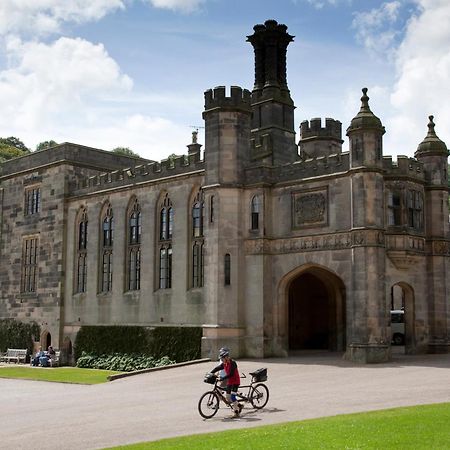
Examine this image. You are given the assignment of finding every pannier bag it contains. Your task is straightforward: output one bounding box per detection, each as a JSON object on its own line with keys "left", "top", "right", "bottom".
{"left": 250, "top": 368, "right": 267, "bottom": 382}
{"left": 204, "top": 372, "right": 217, "bottom": 384}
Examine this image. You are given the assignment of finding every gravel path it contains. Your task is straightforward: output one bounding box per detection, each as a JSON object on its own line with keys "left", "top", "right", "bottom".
{"left": 1, "top": 352, "right": 449, "bottom": 450}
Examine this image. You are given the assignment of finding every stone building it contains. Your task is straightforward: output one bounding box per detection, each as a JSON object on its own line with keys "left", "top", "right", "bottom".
{"left": 0, "top": 20, "right": 449, "bottom": 363}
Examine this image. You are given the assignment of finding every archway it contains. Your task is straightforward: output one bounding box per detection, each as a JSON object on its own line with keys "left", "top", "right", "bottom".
{"left": 285, "top": 265, "right": 346, "bottom": 352}
{"left": 41, "top": 330, "right": 51, "bottom": 351}
{"left": 390, "top": 282, "right": 415, "bottom": 354}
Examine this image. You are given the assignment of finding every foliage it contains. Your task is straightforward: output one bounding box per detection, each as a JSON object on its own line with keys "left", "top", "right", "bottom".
{"left": 73, "top": 325, "right": 202, "bottom": 362}
{"left": 0, "top": 366, "right": 119, "bottom": 384}
{"left": 106, "top": 403, "right": 450, "bottom": 449}
{"left": 36, "top": 140, "right": 58, "bottom": 151}
{"left": 0, "top": 319, "right": 40, "bottom": 355}
{"left": 0, "top": 143, "right": 28, "bottom": 162}
{"left": 76, "top": 352, "right": 174, "bottom": 372}
{"left": 112, "top": 146, "right": 141, "bottom": 157}
{"left": 0, "top": 136, "right": 29, "bottom": 152}
{"left": 0, "top": 137, "right": 30, "bottom": 163}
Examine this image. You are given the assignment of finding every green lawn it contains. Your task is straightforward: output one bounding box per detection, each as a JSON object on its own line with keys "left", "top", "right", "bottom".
{"left": 107, "top": 403, "right": 450, "bottom": 449}
{"left": 0, "top": 365, "right": 120, "bottom": 384}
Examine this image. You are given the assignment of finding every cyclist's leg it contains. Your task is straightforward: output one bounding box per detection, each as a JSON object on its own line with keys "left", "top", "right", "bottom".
{"left": 230, "top": 384, "right": 241, "bottom": 415}
{"left": 225, "top": 385, "right": 232, "bottom": 405}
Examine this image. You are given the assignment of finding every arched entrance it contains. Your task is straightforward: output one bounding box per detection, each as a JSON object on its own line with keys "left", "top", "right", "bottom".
{"left": 41, "top": 331, "right": 51, "bottom": 351}
{"left": 390, "top": 282, "right": 415, "bottom": 354}
{"left": 286, "top": 266, "right": 346, "bottom": 352}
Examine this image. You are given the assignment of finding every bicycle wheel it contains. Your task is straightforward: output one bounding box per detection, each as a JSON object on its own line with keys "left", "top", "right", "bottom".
{"left": 198, "top": 391, "right": 220, "bottom": 419}
{"left": 250, "top": 383, "right": 269, "bottom": 409}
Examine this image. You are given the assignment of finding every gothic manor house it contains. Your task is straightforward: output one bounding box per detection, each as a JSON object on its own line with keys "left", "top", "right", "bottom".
{"left": 1, "top": 21, "right": 449, "bottom": 363}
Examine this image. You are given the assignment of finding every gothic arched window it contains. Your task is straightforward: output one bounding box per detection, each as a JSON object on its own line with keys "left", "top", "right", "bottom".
{"left": 251, "top": 195, "right": 261, "bottom": 230}
{"left": 100, "top": 203, "right": 114, "bottom": 292}
{"left": 127, "top": 198, "right": 141, "bottom": 291}
{"left": 75, "top": 207, "right": 88, "bottom": 293}
{"left": 158, "top": 193, "right": 173, "bottom": 289}
{"left": 191, "top": 189, "right": 204, "bottom": 287}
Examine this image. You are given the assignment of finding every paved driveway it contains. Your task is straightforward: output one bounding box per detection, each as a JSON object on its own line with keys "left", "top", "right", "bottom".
{"left": 1, "top": 352, "right": 449, "bottom": 450}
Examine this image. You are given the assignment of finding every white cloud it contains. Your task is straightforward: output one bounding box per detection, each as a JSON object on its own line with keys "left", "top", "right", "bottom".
{"left": 352, "top": 1, "right": 402, "bottom": 58}
{"left": 302, "top": 0, "right": 340, "bottom": 8}
{"left": 145, "top": 0, "right": 206, "bottom": 13}
{"left": 66, "top": 114, "right": 195, "bottom": 160}
{"left": 0, "top": 36, "right": 132, "bottom": 135}
{"left": 0, "top": 0, "right": 125, "bottom": 37}
{"left": 387, "top": 0, "right": 450, "bottom": 154}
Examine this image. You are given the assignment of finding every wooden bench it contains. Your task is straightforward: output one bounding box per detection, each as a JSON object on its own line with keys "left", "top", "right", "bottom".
{"left": 0, "top": 348, "right": 28, "bottom": 364}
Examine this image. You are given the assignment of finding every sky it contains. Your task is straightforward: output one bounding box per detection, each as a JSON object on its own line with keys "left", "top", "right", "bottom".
{"left": 0, "top": 0, "right": 449, "bottom": 161}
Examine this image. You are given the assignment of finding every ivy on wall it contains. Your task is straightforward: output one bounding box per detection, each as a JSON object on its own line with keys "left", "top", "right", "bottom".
{"left": 0, "top": 319, "right": 40, "bottom": 354}
{"left": 74, "top": 325, "right": 202, "bottom": 362}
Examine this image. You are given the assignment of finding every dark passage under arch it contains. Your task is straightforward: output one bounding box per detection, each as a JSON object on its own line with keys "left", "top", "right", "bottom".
{"left": 288, "top": 270, "right": 345, "bottom": 351}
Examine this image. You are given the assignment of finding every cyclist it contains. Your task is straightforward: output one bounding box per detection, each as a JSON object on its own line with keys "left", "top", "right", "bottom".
{"left": 211, "top": 347, "right": 243, "bottom": 417}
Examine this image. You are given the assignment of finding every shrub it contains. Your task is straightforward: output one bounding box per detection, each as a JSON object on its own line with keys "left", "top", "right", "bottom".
{"left": 76, "top": 352, "right": 175, "bottom": 372}
{"left": 0, "top": 319, "right": 40, "bottom": 355}
{"left": 74, "top": 325, "right": 202, "bottom": 362}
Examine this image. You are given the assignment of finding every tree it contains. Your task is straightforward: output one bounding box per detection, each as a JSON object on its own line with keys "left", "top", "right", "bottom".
{"left": 0, "top": 136, "right": 29, "bottom": 152}
{"left": 36, "top": 140, "right": 58, "bottom": 151}
{"left": 0, "top": 143, "right": 27, "bottom": 163}
{"left": 112, "top": 147, "right": 141, "bottom": 158}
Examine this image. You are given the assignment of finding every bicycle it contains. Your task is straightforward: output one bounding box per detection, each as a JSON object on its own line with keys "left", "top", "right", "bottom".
{"left": 198, "top": 367, "right": 269, "bottom": 419}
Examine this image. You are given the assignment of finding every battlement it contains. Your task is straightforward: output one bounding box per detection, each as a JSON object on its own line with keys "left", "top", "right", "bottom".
{"left": 383, "top": 155, "right": 425, "bottom": 180}
{"left": 204, "top": 86, "right": 252, "bottom": 112}
{"left": 300, "top": 118, "right": 343, "bottom": 142}
{"left": 70, "top": 151, "right": 204, "bottom": 195}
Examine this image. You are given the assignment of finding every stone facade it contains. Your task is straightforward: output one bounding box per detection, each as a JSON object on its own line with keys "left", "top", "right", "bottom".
{"left": 0, "top": 20, "right": 449, "bottom": 363}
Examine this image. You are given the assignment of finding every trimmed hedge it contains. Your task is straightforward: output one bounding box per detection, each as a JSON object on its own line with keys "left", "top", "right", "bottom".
{"left": 0, "top": 319, "right": 40, "bottom": 355}
{"left": 74, "top": 325, "right": 202, "bottom": 362}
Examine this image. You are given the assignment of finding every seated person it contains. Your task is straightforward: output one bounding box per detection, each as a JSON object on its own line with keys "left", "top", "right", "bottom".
{"left": 39, "top": 352, "right": 51, "bottom": 367}
{"left": 31, "top": 347, "right": 44, "bottom": 366}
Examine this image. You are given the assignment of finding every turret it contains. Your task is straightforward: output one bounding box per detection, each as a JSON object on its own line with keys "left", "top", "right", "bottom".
{"left": 202, "top": 86, "right": 252, "bottom": 185}
{"left": 247, "top": 20, "right": 297, "bottom": 165}
{"left": 347, "top": 88, "right": 385, "bottom": 169}
{"left": 415, "top": 115, "right": 449, "bottom": 187}
{"left": 299, "top": 118, "right": 343, "bottom": 159}
{"left": 415, "top": 116, "right": 449, "bottom": 240}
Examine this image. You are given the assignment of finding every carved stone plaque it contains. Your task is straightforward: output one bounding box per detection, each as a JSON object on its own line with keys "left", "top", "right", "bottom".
{"left": 292, "top": 188, "right": 328, "bottom": 228}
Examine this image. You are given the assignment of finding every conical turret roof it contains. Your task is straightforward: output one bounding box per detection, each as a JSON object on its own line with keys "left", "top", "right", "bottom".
{"left": 415, "top": 115, "right": 448, "bottom": 158}
{"left": 347, "top": 88, "right": 385, "bottom": 134}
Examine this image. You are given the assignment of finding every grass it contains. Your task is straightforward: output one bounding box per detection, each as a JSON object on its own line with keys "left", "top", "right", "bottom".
{"left": 0, "top": 365, "right": 121, "bottom": 384}
{"left": 106, "top": 403, "right": 450, "bottom": 449}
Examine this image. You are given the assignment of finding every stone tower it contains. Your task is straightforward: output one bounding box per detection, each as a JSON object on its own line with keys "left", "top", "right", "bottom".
{"left": 247, "top": 20, "right": 298, "bottom": 165}
{"left": 201, "top": 86, "right": 252, "bottom": 355}
{"left": 415, "top": 116, "right": 450, "bottom": 353}
{"left": 346, "top": 88, "right": 388, "bottom": 362}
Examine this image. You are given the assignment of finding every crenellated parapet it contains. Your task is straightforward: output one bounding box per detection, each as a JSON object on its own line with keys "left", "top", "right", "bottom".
{"left": 245, "top": 152, "right": 350, "bottom": 184}
{"left": 300, "top": 118, "right": 343, "bottom": 142}
{"left": 383, "top": 155, "right": 425, "bottom": 181}
{"left": 69, "top": 152, "right": 204, "bottom": 195}
{"left": 204, "top": 86, "right": 252, "bottom": 113}
{"left": 299, "top": 118, "right": 343, "bottom": 159}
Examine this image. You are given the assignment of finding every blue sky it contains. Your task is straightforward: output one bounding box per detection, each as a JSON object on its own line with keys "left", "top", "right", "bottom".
{"left": 0, "top": 0, "right": 448, "bottom": 161}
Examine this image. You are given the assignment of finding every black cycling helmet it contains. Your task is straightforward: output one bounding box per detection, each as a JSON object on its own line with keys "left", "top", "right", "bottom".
{"left": 218, "top": 347, "right": 230, "bottom": 358}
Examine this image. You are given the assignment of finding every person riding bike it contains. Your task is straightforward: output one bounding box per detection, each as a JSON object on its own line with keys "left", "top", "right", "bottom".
{"left": 210, "top": 347, "right": 243, "bottom": 417}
